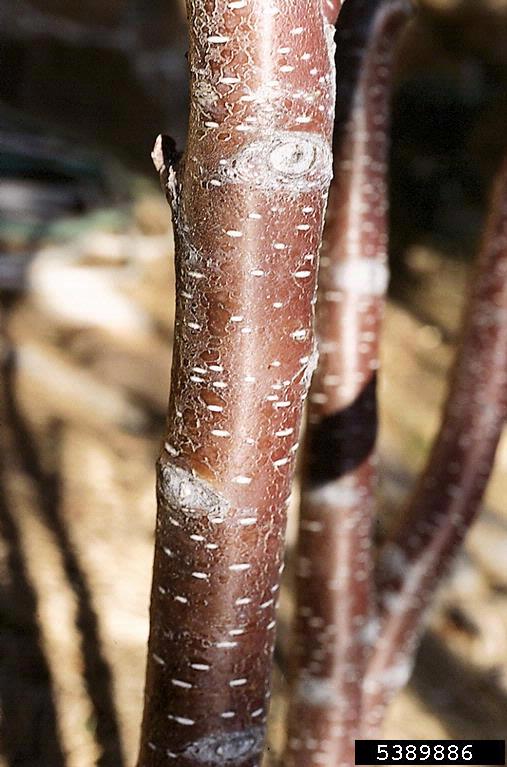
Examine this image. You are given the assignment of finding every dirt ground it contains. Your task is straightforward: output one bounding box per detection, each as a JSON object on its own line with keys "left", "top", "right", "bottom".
{"left": 0, "top": 190, "right": 506, "bottom": 767}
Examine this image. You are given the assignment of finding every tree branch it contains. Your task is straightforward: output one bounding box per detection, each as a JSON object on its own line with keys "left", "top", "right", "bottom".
{"left": 284, "top": 2, "right": 412, "bottom": 765}
{"left": 137, "top": 2, "right": 336, "bottom": 765}
{"left": 363, "top": 155, "right": 507, "bottom": 733}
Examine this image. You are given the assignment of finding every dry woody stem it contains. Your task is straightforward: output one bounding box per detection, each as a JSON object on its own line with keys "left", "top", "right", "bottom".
{"left": 285, "top": 3, "right": 412, "bottom": 766}
{"left": 137, "top": 2, "right": 336, "bottom": 766}
{"left": 364, "top": 155, "right": 507, "bottom": 732}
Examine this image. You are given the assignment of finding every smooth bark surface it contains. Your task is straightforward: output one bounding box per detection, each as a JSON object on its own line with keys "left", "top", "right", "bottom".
{"left": 363, "top": 156, "right": 507, "bottom": 731}
{"left": 284, "top": 3, "right": 412, "bottom": 766}
{"left": 323, "top": 0, "right": 343, "bottom": 25}
{"left": 137, "top": 2, "right": 336, "bottom": 766}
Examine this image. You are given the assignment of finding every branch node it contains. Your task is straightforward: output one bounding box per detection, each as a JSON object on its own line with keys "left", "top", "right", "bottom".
{"left": 152, "top": 134, "right": 181, "bottom": 209}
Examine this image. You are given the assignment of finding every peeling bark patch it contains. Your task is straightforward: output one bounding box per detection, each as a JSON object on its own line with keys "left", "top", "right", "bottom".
{"left": 301, "top": 344, "right": 319, "bottom": 390}
{"left": 295, "top": 675, "right": 339, "bottom": 706}
{"left": 302, "top": 478, "right": 362, "bottom": 509}
{"left": 157, "top": 462, "right": 230, "bottom": 522}
{"left": 331, "top": 258, "right": 389, "bottom": 295}
{"left": 181, "top": 727, "right": 264, "bottom": 765}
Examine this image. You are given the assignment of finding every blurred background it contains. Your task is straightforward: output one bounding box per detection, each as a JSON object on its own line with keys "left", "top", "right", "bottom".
{"left": 0, "top": 0, "right": 507, "bottom": 765}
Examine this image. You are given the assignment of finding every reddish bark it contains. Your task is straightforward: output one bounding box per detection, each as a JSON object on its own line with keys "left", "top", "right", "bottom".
{"left": 363, "top": 156, "right": 507, "bottom": 732}
{"left": 137, "top": 2, "right": 336, "bottom": 766}
{"left": 323, "top": 0, "right": 343, "bottom": 26}
{"left": 284, "top": 2, "right": 412, "bottom": 766}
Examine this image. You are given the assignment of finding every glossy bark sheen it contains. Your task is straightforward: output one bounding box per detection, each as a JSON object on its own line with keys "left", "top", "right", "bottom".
{"left": 137, "top": 2, "right": 336, "bottom": 766}
{"left": 363, "top": 156, "right": 507, "bottom": 731}
{"left": 285, "top": 3, "right": 412, "bottom": 766}
{"left": 323, "top": 0, "right": 343, "bottom": 25}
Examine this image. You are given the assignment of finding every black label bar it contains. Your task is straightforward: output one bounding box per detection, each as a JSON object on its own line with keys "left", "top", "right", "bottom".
{"left": 355, "top": 740, "right": 505, "bottom": 765}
